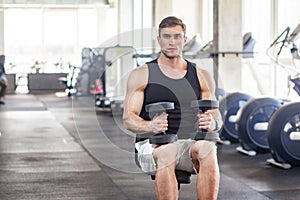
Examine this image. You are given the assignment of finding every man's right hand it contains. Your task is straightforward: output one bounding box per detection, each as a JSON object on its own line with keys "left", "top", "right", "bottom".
{"left": 149, "top": 113, "right": 169, "bottom": 134}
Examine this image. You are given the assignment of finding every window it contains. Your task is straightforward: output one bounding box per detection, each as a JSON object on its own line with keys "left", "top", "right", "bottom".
{"left": 4, "top": 5, "right": 114, "bottom": 73}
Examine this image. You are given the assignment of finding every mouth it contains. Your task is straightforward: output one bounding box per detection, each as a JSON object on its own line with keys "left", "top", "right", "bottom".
{"left": 167, "top": 48, "right": 177, "bottom": 51}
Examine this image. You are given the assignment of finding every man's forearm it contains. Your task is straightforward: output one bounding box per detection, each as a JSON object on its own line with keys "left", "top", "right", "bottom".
{"left": 123, "top": 115, "right": 151, "bottom": 134}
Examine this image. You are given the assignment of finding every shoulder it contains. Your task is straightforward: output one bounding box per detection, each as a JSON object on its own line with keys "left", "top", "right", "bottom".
{"left": 187, "top": 59, "right": 212, "bottom": 80}
{"left": 196, "top": 66, "right": 211, "bottom": 78}
{"left": 129, "top": 64, "right": 148, "bottom": 79}
{"left": 127, "top": 64, "right": 148, "bottom": 90}
{"left": 194, "top": 65, "right": 215, "bottom": 88}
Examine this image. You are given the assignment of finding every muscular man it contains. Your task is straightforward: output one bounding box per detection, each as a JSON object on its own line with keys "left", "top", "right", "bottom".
{"left": 123, "top": 16, "right": 222, "bottom": 200}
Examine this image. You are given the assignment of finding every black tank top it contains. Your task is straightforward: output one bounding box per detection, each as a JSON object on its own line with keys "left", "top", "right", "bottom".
{"left": 139, "top": 59, "right": 201, "bottom": 139}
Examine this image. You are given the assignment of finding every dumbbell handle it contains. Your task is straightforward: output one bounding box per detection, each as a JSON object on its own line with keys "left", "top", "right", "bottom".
{"left": 198, "top": 109, "right": 209, "bottom": 132}
{"left": 149, "top": 114, "right": 178, "bottom": 145}
{"left": 191, "top": 100, "right": 220, "bottom": 141}
{"left": 145, "top": 102, "right": 178, "bottom": 145}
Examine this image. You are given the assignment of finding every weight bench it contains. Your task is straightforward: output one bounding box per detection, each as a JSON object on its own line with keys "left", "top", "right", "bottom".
{"left": 135, "top": 137, "right": 192, "bottom": 190}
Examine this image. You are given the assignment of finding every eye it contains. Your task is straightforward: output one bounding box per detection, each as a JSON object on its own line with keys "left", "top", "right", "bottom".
{"left": 174, "top": 34, "right": 182, "bottom": 39}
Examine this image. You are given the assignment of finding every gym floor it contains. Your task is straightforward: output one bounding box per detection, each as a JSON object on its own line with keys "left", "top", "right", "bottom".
{"left": 0, "top": 93, "right": 299, "bottom": 200}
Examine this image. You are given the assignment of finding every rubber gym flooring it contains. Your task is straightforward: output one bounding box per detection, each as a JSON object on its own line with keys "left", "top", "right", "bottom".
{"left": 0, "top": 93, "right": 299, "bottom": 200}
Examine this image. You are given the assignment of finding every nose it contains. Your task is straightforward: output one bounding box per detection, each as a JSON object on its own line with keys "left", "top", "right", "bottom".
{"left": 169, "top": 36, "right": 176, "bottom": 44}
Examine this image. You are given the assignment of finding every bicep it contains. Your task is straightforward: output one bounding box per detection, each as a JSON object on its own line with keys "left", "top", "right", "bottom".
{"left": 124, "top": 87, "right": 144, "bottom": 116}
{"left": 123, "top": 67, "right": 147, "bottom": 118}
{"left": 197, "top": 68, "right": 222, "bottom": 119}
{"left": 197, "top": 68, "right": 216, "bottom": 100}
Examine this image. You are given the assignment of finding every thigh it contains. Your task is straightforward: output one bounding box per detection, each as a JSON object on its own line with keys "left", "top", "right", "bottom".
{"left": 174, "top": 139, "right": 197, "bottom": 174}
{"left": 136, "top": 140, "right": 180, "bottom": 175}
{"left": 190, "top": 140, "right": 217, "bottom": 161}
{"left": 136, "top": 139, "right": 156, "bottom": 175}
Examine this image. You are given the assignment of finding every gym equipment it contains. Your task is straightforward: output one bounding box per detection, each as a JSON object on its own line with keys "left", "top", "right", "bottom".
{"left": 264, "top": 24, "right": 300, "bottom": 168}
{"left": 219, "top": 92, "right": 254, "bottom": 143}
{"left": 191, "top": 100, "right": 220, "bottom": 141}
{"left": 145, "top": 102, "right": 178, "bottom": 145}
{"left": 183, "top": 33, "right": 203, "bottom": 54}
{"left": 76, "top": 47, "right": 101, "bottom": 96}
{"left": 290, "top": 74, "right": 300, "bottom": 96}
{"left": 215, "top": 88, "right": 227, "bottom": 100}
{"left": 267, "top": 23, "right": 300, "bottom": 97}
{"left": 267, "top": 102, "right": 300, "bottom": 169}
{"left": 235, "top": 97, "right": 283, "bottom": 156}
{"left": 94, "top": 46, "right": 137, "bottom": 114}
{"left": 242, "top": 32, "right": 256, "bottom": 58}
{"left": 58, "top": 63, "right": 80, "bottom": 97}
{"left": 183, "top": 32, "right": 256, "bottom": 59}
{"left": 150, "top": 169, "right": 192, "bottom": 190}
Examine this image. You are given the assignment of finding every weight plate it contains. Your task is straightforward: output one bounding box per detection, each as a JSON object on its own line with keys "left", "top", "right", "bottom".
{"left": 268, "top": 102, "right": 300, "bottom": 165}
{"left": 219, "top": 92, "right": 253, "bottom": 142}
{"left": 237, "top": 97, "right": 282, "bottom": 153}
{"left": 149, "top": 134, "right": 178, "bottom": 145}
{"left": 190, "top": 100, "right": 219, "bottom": 110}
{"left": 194, "top": 131, "right": 220, "bottom": 141}
{"left": 145, "top": 102, "right": 175, "bottom": 112}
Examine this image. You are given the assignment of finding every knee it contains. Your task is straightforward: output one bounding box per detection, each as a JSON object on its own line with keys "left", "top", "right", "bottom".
{"left": 191, "top": 141, "right": 217, "bottom": 162}
{"left": 153, "top": 143, "right": 178, "bottom": 168}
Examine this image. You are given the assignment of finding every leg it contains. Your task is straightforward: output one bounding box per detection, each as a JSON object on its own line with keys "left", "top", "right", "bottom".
{"left": 0, "top": 80, "right": 7, "bottom": 103}
{"left": 153, "top": 143, "right": 178, "bottom": 200}
{"left": 191, "top": 141, "right": 220, "bottom": 200}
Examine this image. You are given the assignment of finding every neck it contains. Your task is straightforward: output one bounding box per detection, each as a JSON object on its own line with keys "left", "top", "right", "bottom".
{"left": 157, "top": 54, "right": 187, "bottom": 79}
{"left": 158, "top": 53, "right": 185, "bottom": 68}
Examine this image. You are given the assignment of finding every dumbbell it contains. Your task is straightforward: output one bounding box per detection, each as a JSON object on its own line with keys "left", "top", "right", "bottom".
{"left": 145, "top": 102, "right": 178, "bottom": 145}
{"left": 191, "top": 100, "right": 220, "bottom": 141}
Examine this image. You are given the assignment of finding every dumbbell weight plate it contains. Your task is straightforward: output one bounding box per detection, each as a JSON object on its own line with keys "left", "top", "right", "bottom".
{"left": 145, "top": 102, "right": 175, "bottom": 112}
{"left": 194, "top": 131, "right": 220, "bottom": 141}
{"left": 149, "top": 134, "right": 178, "bottom": 145}
{"left": 191, "top": 100, "right": 219, "bottom": 110}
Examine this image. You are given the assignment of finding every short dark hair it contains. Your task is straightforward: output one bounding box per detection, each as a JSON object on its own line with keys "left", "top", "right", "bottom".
{"left": 158, "top": 16, "right": 186, "bottom": 36}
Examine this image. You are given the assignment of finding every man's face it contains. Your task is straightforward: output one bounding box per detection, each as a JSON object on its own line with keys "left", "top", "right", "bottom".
{"left": 157, "top": 25, "right": 187, "bottom": 59}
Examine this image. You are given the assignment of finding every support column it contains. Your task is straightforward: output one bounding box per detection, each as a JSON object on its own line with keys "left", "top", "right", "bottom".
{"left": 154, "top": 0, "right": 173, "bottom": 27}
{"left": 0, "top": 5, "right": 4, "bottom": 55}
{"left": 270, "top": 0, "right": 278, "bottom": 96}
{"left": 215, "top": 0, "right": 243, "bottom": 91}
{"left": 213, "top": 0, "right": 219, "bottom": 86}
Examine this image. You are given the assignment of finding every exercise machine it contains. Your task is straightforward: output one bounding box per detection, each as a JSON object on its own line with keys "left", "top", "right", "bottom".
{"left": 93, "top": 45, "right": 137, "bottom": 115}
{"left": 58, "top": 63, "right": 80, "bottom": 97}
{"left": 76, "top": 47, "right": 103, "bottom": 96}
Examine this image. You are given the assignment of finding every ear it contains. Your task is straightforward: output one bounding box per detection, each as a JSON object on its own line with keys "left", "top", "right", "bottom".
{"left": 157, "top": 35, "right": 161, "bottom": 44}
{"left": 184, "top": 36, "right": 187, "bottom": 43}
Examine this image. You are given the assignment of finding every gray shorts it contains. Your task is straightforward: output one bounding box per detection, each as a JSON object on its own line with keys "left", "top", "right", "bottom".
{"left": 135, "top": 139, "right": 197, "bottom": 176}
